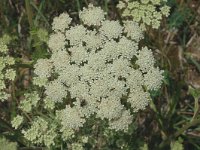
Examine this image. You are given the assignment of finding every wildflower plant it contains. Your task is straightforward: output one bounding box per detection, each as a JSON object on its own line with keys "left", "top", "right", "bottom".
{"left": 0, "top": 35, "right": 16, "bottom": 102}
{"left": 13, "top": 3, "right": 164, "bottom": 148}
{"left": 117, "top": 0, "right": 170, "bottom": 30}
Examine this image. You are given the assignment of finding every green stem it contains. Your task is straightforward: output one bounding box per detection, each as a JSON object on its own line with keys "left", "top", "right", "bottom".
{"left": 30, "top": 0, "right": 50, "bottom": 26}
{"left": 25, "top": 0, "right": 43, "bottom": 54}
{"left": 174, "top": 118, "right": 200, "bottom": 137}
{"left": 15, "top": 58, "right": 34, "bottom": 68}
{"left": 150, "top": 101, "right": 167, "bottom": 139}
{"left": 15, "top": 63, "right": 33, "bottom": 68}
{"left": 10, "top": 81, "right": 16, "bottom": 119}
{"left": 25, "top": 0, "right": 34, "bottom": 28}
{"left": 75, "top": 0, "right": 81, "bottom": 12}
{"left": 104, "top": 0, "right": 108, "bottom": 14}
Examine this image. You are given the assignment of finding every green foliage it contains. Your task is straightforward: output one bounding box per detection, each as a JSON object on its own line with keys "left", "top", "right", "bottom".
{"left": 170, "top": 140, "right": 184, "bottom": 150}
{"left": 167, "top": 0, "right": 193, "bottom": 29}
{"left": 189, "top": 86, "right": 200, "bottom": 121}
{"left": 30, "top": 28, "right": 50, "bottom": 61}
{"left": 0, "top": 136, "right": 18, "bottom": 150}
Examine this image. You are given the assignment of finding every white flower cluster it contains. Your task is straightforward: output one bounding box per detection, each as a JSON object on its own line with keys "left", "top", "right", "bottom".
{"left": 32, "top": 4, "right": 164, "bottom": 133}
{"left": 52, "top": 13, "right": 72, "bottom": 32}
{"left": 71, "top": 142, "right": 84, "bottom": 150}
{"left": 22, "top": 117, "right": 57, "bottom": 148}
{"left": 57, "top": 105, "right": 86, "bottom": 130}
{"left": 33, "top": 59, "right": 53, "bottom": 87}
{"left": 117, "top": 0, "right": 170, "bottom": 30}
{"left": 79, "top": 4, "right": 105, "bottom": 26}
{"left": 36, "top": 28, "right": 49, "bottom": 43}
{"left": 11, "top": 115, "right": 23, "bottom": 129}
{"left": 0, "top": 35, "right": 16, "bottom": 102}
{"left": 19, "top": 92, "right": 40, "bottom": 112}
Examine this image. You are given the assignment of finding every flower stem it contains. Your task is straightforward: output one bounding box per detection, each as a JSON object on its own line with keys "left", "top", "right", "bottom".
{"left": 75, "top": 0, "right": 81, "bottom": 12}
{"left": 25, "top": 0, "right": 34, "bottom": 28}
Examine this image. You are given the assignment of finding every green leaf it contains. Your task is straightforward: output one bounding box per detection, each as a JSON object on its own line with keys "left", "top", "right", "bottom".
{"left": 189, "top": 86, "right": 200, "bottom": 120}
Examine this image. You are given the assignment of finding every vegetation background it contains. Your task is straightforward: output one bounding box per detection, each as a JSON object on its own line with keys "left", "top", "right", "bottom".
{"left": 0, "top": 0, "right": 200, "bottom": 149}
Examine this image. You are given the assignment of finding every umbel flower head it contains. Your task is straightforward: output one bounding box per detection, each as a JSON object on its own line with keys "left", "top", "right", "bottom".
{"left": 22, "top": 3, "right": 164, "bottom": 147}
{"left": 35, "top": 3, "right": 163, "bottom": 130}
{"left": 117, "top": 0, "right": 170, "bottom": 30}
